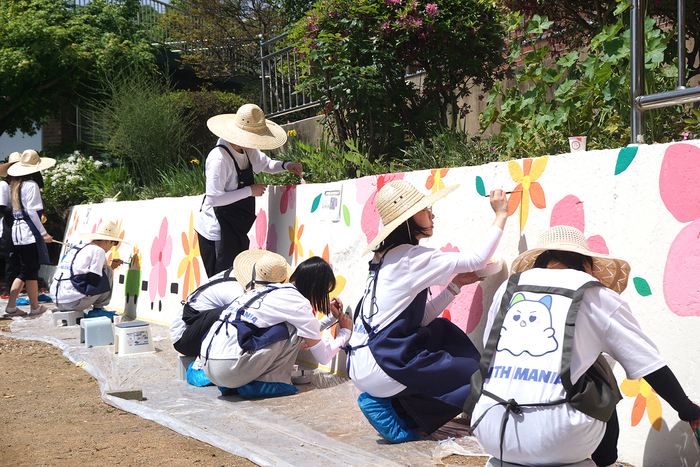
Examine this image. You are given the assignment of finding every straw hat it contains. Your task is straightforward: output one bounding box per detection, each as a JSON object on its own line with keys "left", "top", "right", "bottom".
{"left": 79, "top": 220, "right": 129, "bottom": 245}
{"left": 234, "top": 250, "right": 293, "bottom": 291}
{"left": 0, "top": 152, "right": 22, "bottom": 177}
{"left": 510, "top": 225, "right": 631, "bottom": 293}
{"left": 207, "top": 104, "right": 287, "bottom": 150}
{"left": 361, "top": 180, "right": 459, "bottom": 256}
{"left": 6, "top": 150, "right": 56, "bottom": 177}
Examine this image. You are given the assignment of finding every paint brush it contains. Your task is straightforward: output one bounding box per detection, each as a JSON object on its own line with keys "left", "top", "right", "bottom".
{"left": 52, "top": 239, "right": 71, "bottom": 247}
{"left": 484, "top": 191, "right": 513, "bottom": 197}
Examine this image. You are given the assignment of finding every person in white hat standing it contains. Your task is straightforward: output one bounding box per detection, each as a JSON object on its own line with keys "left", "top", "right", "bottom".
{"left": 466, "top": 225, "right": 700, "bottom": 467}
{"left": 0, "top": 151, "right": 22, "bottom": 294}
{"left": 3, "top": 150, "right": 55, "bottom": 317}
{"left": 345, "top": 180, "right": 509, "bottom": 443}
{"left": 193, "top": 104, "right": 303, "bottom": 279}
{"left": 49, "top": 220, "right": 126, "bottom": 315}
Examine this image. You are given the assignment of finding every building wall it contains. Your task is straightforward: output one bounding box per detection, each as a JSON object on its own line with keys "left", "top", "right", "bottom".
{"left": 59, "top": 139, "right": 700, "bottom": 466}
{"left": 41, "top": 111, "right": 76, "bottom": 149}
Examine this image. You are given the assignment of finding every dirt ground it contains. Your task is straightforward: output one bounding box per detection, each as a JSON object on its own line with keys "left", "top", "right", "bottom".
{"left": 0, "top": 318, "right": 634, "bottom": 467}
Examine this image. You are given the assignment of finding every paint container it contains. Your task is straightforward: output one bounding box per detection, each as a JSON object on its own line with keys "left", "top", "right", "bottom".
{"left": 568, "top": 136, "right": 587, "bottom": 152}
{"left": 695, "top": 427, "right": 700, "bottom": 446}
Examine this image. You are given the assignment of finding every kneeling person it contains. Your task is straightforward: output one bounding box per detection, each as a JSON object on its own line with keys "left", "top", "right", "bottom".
{"left": 50, "top": 221, "right": 125, "bottom": 314}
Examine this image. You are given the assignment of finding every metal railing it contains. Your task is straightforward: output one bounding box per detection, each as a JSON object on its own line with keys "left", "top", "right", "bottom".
{"left": 260, "top": 33, "right": 319, "bottom": 118}
{"left": 631, "top": 0, "right": 700, "bottom": 144}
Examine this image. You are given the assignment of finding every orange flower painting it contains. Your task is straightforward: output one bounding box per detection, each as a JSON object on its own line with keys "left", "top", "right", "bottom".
{"left": 620, "top": 377, "right": 663, "bottom": 431}
{"left": 288, "top": 216, "right": 304, "bottom": 265}
{"left": 426, "top": 168, "right": 449, "bottom": 193}
{"left": 177, "top": 212, "right": 202, "bottom": 300}
{"left": 508, "top": 157, "right": 548, "bottom": 232}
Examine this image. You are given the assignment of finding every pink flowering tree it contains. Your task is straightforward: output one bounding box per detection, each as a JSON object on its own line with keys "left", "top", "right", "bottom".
{"left": 290, "top": 0, "right": 508, "bottom": 161}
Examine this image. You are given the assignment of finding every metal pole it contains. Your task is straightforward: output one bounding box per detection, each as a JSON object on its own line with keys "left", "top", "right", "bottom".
{"left": 677, "top": 0, "right": 686, "bottom": 89}
{"left": 630, "top": 0, "right": 646, "bottom": 145}
{"left": 260, "top": 35, "right": 267, "bottom": 114}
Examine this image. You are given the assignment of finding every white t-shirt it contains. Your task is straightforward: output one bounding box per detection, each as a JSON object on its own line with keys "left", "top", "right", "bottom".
{"left": 170, "top": 270, "right": 245, "bottom": 345}
{"left": 201, "top": 284, "right": 322, "bottom": 360}
{"left": 0, "top": 180, "right": 9, "bottom": 238}
{"left": 11, "top": 180, "right": 46, "bottom": 245}
{"left": 346, "top": 226, "right": 503, "bottom": 397}
{"left": 193, "top": 139, "right": 285, "bottom": 242}
{"left": 472, "top": 268, "right": 666, "bottom": 465}
{"left": 50, "top": 243, "right": 107, "bottom": 305}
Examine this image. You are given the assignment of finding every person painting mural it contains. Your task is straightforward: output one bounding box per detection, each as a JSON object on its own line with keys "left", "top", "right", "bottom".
{"left": 201, "top": 254, "right": 351, "bottom": 398}
{"left": 345, "top": 180, "right": 510, "bottom": 443}
{"left": 193, "top": 104, "right": 303, "bottom": 279}
{"left": 2, "top": 150, "right": 54, "bottom": 317}
{"left": 50, "top": 221, "right": 126, "bottom": 315}
{"left": 465, "top": 225, "right": 700, "bottom": 467}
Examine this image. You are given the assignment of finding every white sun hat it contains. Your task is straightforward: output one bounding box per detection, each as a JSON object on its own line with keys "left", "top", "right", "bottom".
{"left": 233, "top": 249, "right": 294, "bottom": 291}
{"left": 79, "top": 220, "right": 129, "bottom": 245}
{"left": 510, "top": 225, "right": 631, "bottom": 293}
{"left": 361, "top": 180, "right": 459, "bottom": 256}
{"left": 6, "top": 150, "right": 56, "bottom": 177}
{"left": 0, "top": 152, "right": 22, "bottom": 177}
{"left": 207, "top": 104, "right": 287, "bottom": 150}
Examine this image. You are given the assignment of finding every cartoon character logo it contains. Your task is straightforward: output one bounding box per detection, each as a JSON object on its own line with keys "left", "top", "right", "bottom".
{"left": 497, "top": 293, "right": 558, "bottom": 357}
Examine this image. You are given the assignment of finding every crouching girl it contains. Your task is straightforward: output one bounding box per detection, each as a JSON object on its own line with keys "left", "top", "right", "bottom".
{"left": 201, "top": 254, "right": 352, "bottom": 397}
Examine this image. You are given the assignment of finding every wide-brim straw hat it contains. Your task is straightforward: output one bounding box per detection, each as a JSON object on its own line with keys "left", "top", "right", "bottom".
{"left": 79, "top": 220, "right": 129, "bottom": 245}
{"left": 361, "top": 180, "right": 459, "bottom": 256}
{"left": 234, "top": 249, "right": 294, "bottom": 291}
{"left": 510, "top": 225, "right": 631, "bottom": 293}
{"left": 0, "top": 152, "right": 22, "bottom": 177}
{"left": 207, "top": 104, "right": 287, "bottom": 150}
{"left": 6, "top": 150, "right": 56, "bottom": 177}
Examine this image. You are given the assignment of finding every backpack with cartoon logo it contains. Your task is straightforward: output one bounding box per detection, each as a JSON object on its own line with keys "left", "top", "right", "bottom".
{"left": 463, "top": 272, "right": 622, "bottom": 432}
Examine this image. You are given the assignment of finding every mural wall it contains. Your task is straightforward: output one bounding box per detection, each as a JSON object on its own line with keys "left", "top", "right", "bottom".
{"left": 61, "top": 139, "right": 700, "bottom": 466}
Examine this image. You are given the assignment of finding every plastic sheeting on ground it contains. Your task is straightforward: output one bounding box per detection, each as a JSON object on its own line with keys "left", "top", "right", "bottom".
{"left": 2, "top": 312, "right": 488, "bottom": 467}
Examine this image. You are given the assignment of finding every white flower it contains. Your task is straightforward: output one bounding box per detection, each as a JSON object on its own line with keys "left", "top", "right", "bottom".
{"left": 94, "top": 161, "right": 103, "bottom": 168}
{"left": 67, "top": 156, "right": 75, "bottom": 162}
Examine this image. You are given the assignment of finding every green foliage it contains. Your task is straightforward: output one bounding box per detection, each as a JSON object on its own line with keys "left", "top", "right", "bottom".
{"left": 397, "top": 129, "right": 503, "bottom": 170}
{"left": 290, "top": 0, "right": 508, "bottom": 161}
{"left": 40, "top": 148, "right": 121, "bottom": 236}
{"left": 95, "top": 68, "right": 195, "bottom": 186}
{"left": 0, "top": 0, "right": 155, "bottom": 137}
{"left": 481, "top": 9, "right": 687, "bottom": 158}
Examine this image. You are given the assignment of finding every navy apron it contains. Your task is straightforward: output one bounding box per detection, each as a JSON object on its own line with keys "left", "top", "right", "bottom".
{"left": 203, "top": 286, "right": 291, "bottom": 361}
{"left": 351, "top": 257, "right": 482, "bottom": 408}
{"left": 212, "top": 145, "right": 256, "bottom": 272}
{"left": 53, "top": 244, "right": 111, "bottom": 306}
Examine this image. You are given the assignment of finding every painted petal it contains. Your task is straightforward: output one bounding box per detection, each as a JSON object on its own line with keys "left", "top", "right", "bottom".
{"left": 659, "top": 143, "right": 700, "bottom": 222}
{"left": 149, "top": 265, "right": 159, "bottom": 302}
{"left": 297, "top": 224, "right": 304, "bottom": 239}
{"left": 529, "top": 182, "right": 546, "bottom": 209}
{"left": 426, "top": 175, "right": 435, "bottom": 190}
{"left": 150, "top": 237, "right": 161, "bottom": 266}
{"left": 519, "top": 189, "right": 531, "bottom": 233}
{"left": 330, "top": 275, "right": 346, "bottom": 298}
{"left": 182, "top": 266, "right": 191, "bottom": 300}
{"left": 646, "top": 393, "right": 663, "bottom": 431}
{"left": 620, "top": 378, "right": 641, "bottom": 397}
{"left": 161, "top": 235, "right": 173, "bottom": 266}
{"left": 343, "top": 205, "right": 351, "bottom": 226}
{"left": 475, "top": 176, "right": 486, "bottom": 197}
{"left": 256, "top": 209, "right": 267, "bottom": 248}
{"left": 177, "top": 255, "right": 189, "bottom": 277}
{"left": 311, "top": 193, "right": 322, "bottom": 213}
{"left": 360, "top": 195, "right": 381, "bottom": 244}
{"left": 439, "top": 168, "right": 449, "bottom": 178}
{"left": 193, "top": 257, "right": 201, "bottom": 285}
{"left": 322, "top": 244, "right": 330, "bottom": 263}
{"left": 281, "top": 189, "right": 289, "bottom": 214}
{"left": 288, "top": 225, "right": 295, "bottom": 242}
{"left": 442, "top": 309, "right": 452, "bottom": 321}
{"left": 550, "top": 195, "right": 585, "bottom": 231}
{"left": 507, "top": 185, "right": 523, "bottom": 216}
{"left": 181, "top": 232, "right": 189, "bottom": 255}
{"left": 529, "top": 156, "right": 549, "bottom": 180}
{"left": 615, "top": 146, "right": 639, "bottom": 175}
{"left": 508, "top": 161, "right": 524, "bottom": 182}
{"left": 288, "top": 241, "right": 295, "bottom": 257}
{"left": 587, "top": 235, "right": 609, "bottom": 254}
{"left": 157, "top": 262, "right": 168, "bottom": 298}
{"left": 633, "top": 277, "right": 652, "bottom": 297}
{"left": 631, "top": 393, "right": 647, "bottom": 427}
{"left": 640, "top": 378, "right": 652, "bottom": 398}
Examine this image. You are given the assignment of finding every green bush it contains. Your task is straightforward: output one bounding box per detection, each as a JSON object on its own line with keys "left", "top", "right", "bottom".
{"left": 96, "top": 69, "right": 195, "bottom": 185}
{"left": 398, "top": 129, "right": 503, "bottom": 170}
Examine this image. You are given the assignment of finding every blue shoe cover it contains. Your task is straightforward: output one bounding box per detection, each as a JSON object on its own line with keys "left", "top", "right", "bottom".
{"left": 186, "top": 362, "right": 213, "bottom": 387}
{"left": 38, "top": 294, "right": 52, "bottom": 303}
{"left": 217, "top": 386, "right": 238, "bottom": 396}
{"left": 237, "top": 381, "right": 298, "bottom": 398}
{"left": 85, "top": 309, "right": 117, "bottom": 321}
{"left": 357, "top": 392, "right": 419, "bottom": 443}
{"left": 16, "top": 297, "right": 29, "bottom": 305}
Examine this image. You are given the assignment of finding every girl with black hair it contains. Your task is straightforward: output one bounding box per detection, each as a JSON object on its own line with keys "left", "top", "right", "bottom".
{"left": 346, "top": 180, "right": 509, "bottom": 443}
{"left": 201, "top": 255, "right": 352, "bottom": 398}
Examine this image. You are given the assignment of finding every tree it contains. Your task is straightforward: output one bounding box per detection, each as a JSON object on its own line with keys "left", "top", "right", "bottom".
{"left": 502, "top": 0, "right": 700, "bottom": 80}
{"left": 0, "top": 0, "right": 155, "bottom": 139}
{"left": 291, "top": 0, "right": 508, "bottom": 161}
{"left": 162, "top": 0, "right": 285, "bottom": 82}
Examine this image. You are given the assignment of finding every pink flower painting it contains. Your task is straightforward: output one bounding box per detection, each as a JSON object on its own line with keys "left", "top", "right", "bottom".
{"left": 280, "top": 185, "right": 296, "bottom": 214}
{"left": 355, "top": 173, "right": 405, "bottom": 246}
{"left": 249, "top": 209, "right": 278, "bottom": 252}
{"left": 149, "top": 217, "right": 172, "bottom": 303}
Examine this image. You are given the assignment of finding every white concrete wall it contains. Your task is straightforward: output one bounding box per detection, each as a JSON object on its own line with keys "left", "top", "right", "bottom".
{"left": 60, "top": 139, "right": 700, "bottom": 466}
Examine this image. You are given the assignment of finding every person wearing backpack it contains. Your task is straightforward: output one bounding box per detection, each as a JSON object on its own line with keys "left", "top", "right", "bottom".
{"left": 49, "top": 220, "right": 125, "bottom": 315}
{"left": 466, "top": 225, "right": 700, "bottom": 467}
{"left": 193, "top": 104, "right": 303, "bottom": 279}
{"left": 200, "top": 255, "right": 351, "bottom": 398}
